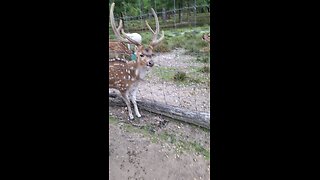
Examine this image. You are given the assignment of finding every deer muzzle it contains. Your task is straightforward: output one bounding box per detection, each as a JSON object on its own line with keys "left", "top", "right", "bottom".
{"left": 147, "top": 60, "right": 154, "bottom": 67}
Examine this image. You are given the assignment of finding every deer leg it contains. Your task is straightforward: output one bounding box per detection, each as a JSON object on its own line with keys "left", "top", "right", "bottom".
{"left": 130, "top": 88, "right": 141, "bottom": 118}
{"left": 121, "top": 92, "right": 134, "bottom": 120}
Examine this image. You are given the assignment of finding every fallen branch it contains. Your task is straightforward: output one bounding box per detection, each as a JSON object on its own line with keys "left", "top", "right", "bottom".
{"left": 109, "top": 93, "right": 210, "bottom": 129}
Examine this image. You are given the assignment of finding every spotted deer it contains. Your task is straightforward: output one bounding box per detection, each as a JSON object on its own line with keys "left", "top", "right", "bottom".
{"left": 109, "top": 19, "right": 132, "bottom": 59}
{"left": 109, "top": 2, "right": 164, "bottom": 120}
{"left": 202, "top": 33, "right": 210, "bottom": 43}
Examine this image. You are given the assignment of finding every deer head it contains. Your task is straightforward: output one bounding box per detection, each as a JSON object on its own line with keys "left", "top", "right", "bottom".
{"left": 110, "top": 3, "right": 164, "bottom": 62}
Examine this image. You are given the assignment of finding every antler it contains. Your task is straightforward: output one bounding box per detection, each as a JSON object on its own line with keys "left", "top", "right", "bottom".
{"left": 145, "top": 8, "right": 165, "bottom": 48}
{"left": 110, "top": 2, "right": 140, "bottom": 46}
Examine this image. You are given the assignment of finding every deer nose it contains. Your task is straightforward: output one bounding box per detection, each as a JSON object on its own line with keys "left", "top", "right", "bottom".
{"left": 148, "top": 60, "right": 154, "bottom": 67}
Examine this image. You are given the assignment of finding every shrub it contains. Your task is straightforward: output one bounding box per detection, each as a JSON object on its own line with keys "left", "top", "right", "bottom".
{"left": 173, "top": 71, "right": 187, "bottom": 82}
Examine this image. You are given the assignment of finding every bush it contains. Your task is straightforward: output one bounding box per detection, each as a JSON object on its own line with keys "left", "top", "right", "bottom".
{"left": 173, "top": 71, "right": 187, "bottom": 82}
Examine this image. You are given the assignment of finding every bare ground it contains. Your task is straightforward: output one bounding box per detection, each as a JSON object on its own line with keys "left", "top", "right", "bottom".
{"left": 109, "top": 107, "right": 210, "bottom": 180}
{"left": 109, "top": 48, "right": 210, "bottom": 180}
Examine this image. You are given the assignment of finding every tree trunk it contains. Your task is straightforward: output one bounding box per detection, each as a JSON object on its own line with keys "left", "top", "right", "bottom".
{"left": 109, "top": 93, "right": 210, "bottom": 129}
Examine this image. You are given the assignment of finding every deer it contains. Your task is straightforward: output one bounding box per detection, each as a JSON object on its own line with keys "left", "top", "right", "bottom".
{"left": 202, "top": 33, "right": 210, "bottom": 43}
{"left": 109, "top": 19, "right": 133, "bottom": 59}
{"left": 200, "top": 33, "right": 210, "bottom": 52}
{"left": 109, "top": 2, "right": 164, "bottom": 120}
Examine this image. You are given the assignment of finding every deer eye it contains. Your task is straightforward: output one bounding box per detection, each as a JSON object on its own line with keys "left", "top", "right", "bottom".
{"left": 140, "top": 54, "right": 144, "bottom": 57}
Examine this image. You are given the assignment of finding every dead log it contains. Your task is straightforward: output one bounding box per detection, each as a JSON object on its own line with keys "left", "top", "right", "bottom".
{"left": 109, "top": 93, "right": 210, "bottom": 129}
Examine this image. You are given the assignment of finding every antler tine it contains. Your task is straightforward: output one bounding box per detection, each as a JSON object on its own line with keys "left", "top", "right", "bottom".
{"left": 117, "top": 19, "right": 123, "bottom": 34}
{"left": 120, "top": 29, "right": 142, "bottom": 46}
{"left": 152, "top": 9, "right": 159, "bottom": 38}
{"left": 145, "top": 20, "right": 164, "bottom": 46}
{"left": 145, "top": 20, "right": 155, "bottom": 34}
{"left": 150, "top": 30, "right": 164, "bottom": 47}
{"left": 146, "top": 8, "right": 165, "bottom": 48}
{"left": 110, "top": 3, "right": 129, "bottom": 43}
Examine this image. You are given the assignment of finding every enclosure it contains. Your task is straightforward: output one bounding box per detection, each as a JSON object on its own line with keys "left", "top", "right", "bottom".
{"left": 109, "top": 0, "right": 211, "bottom": 179}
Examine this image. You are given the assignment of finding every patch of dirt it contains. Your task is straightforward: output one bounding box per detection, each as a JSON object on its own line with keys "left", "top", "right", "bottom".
{"left": 109, "top": 106, "right": 210, "bottom": 180}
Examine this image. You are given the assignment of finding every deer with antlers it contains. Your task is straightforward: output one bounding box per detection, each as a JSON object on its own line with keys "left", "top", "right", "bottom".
{"left": 109, "top": 19, "right": 133, "bottom": 59}
{"left": 109, "top": 3, "right": 164, "bottom": 120}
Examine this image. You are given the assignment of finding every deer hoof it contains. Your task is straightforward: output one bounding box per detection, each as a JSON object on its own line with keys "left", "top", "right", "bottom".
{"left": 128, "top": 116, "right": 135, "bottom": 121}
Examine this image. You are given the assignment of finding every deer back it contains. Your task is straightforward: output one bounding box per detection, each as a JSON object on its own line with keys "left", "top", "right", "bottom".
{"left": 109, "top": 57, "right": 154, "bottom": 92}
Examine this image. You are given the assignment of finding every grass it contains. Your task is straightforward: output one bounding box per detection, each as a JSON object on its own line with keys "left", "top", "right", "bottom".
{"left": 197, "top": 66, "right": 210, "bottom": 73}
{"left": 109, "top": 24, "right": 210, "bottom": 56}
{"left": 109, "top": 115, "right": 118, "bottom": 125}
{"left": 151, "top": 66, "right": 210, "bottom": 85}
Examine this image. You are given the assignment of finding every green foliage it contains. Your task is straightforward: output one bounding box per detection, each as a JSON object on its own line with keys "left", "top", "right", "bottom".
{"left": 152, "top": 66, "right": 210, "bottom": 85}
{"left": 196, "top": 55, "right": 210, "bottom": 63}
{"left": 110, "top": 0, "right": 210, "bottom": 16}
{"left": 173, "top": 71, "right": 187, "bottom": 82}
{"left": 137, "top": 25, "right": 210, "bottom": 54}
{"left": 198, "top": 66, "right": 210, "bottom": 73}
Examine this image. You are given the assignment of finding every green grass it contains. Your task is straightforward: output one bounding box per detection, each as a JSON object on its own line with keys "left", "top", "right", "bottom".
{"left": 151, "top": 66, "right": 210, "bottom": 85}
{"left": 109, "top": 115, "right": 118, "bottom": 124}
{"left": 109, "top": 24, "right": 210, "bottom": 57}
{"left": 197, "top": 66, "right": 210, "bottom": 73}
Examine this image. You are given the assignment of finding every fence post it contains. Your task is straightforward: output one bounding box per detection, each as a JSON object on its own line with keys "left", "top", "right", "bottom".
{"left": 194, "top": 0, "right": 197, "bottom": 27}
{"left": 174, "top": 0, "right": 176, "bottom": 29}
{"left": 139, "top": 0, "right": 143, "bottom": 31}
{"left": 162, "top": 8, "right": 167, "bottom": 23}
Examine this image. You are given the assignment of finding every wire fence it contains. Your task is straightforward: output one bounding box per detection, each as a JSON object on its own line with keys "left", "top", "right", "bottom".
{"left": 109, "top": 4, "right": 210, "bottom": 33}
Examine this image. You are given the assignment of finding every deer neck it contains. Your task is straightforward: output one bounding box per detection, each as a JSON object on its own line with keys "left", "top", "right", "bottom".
{"left": 127, "top": 61, "right": 148, "bottom": 80}
{"left": 137, "top": 66, "right": 148, "bottom": 80}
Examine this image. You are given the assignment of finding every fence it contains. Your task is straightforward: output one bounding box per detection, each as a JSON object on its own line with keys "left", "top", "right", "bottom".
{"left": 109, "top": 2, "right": 210, "bottom": 33}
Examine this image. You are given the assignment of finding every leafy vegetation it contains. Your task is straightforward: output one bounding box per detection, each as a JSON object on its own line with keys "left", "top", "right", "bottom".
{"left": 109, "top": 0, "right": 210, "bottom": 17}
